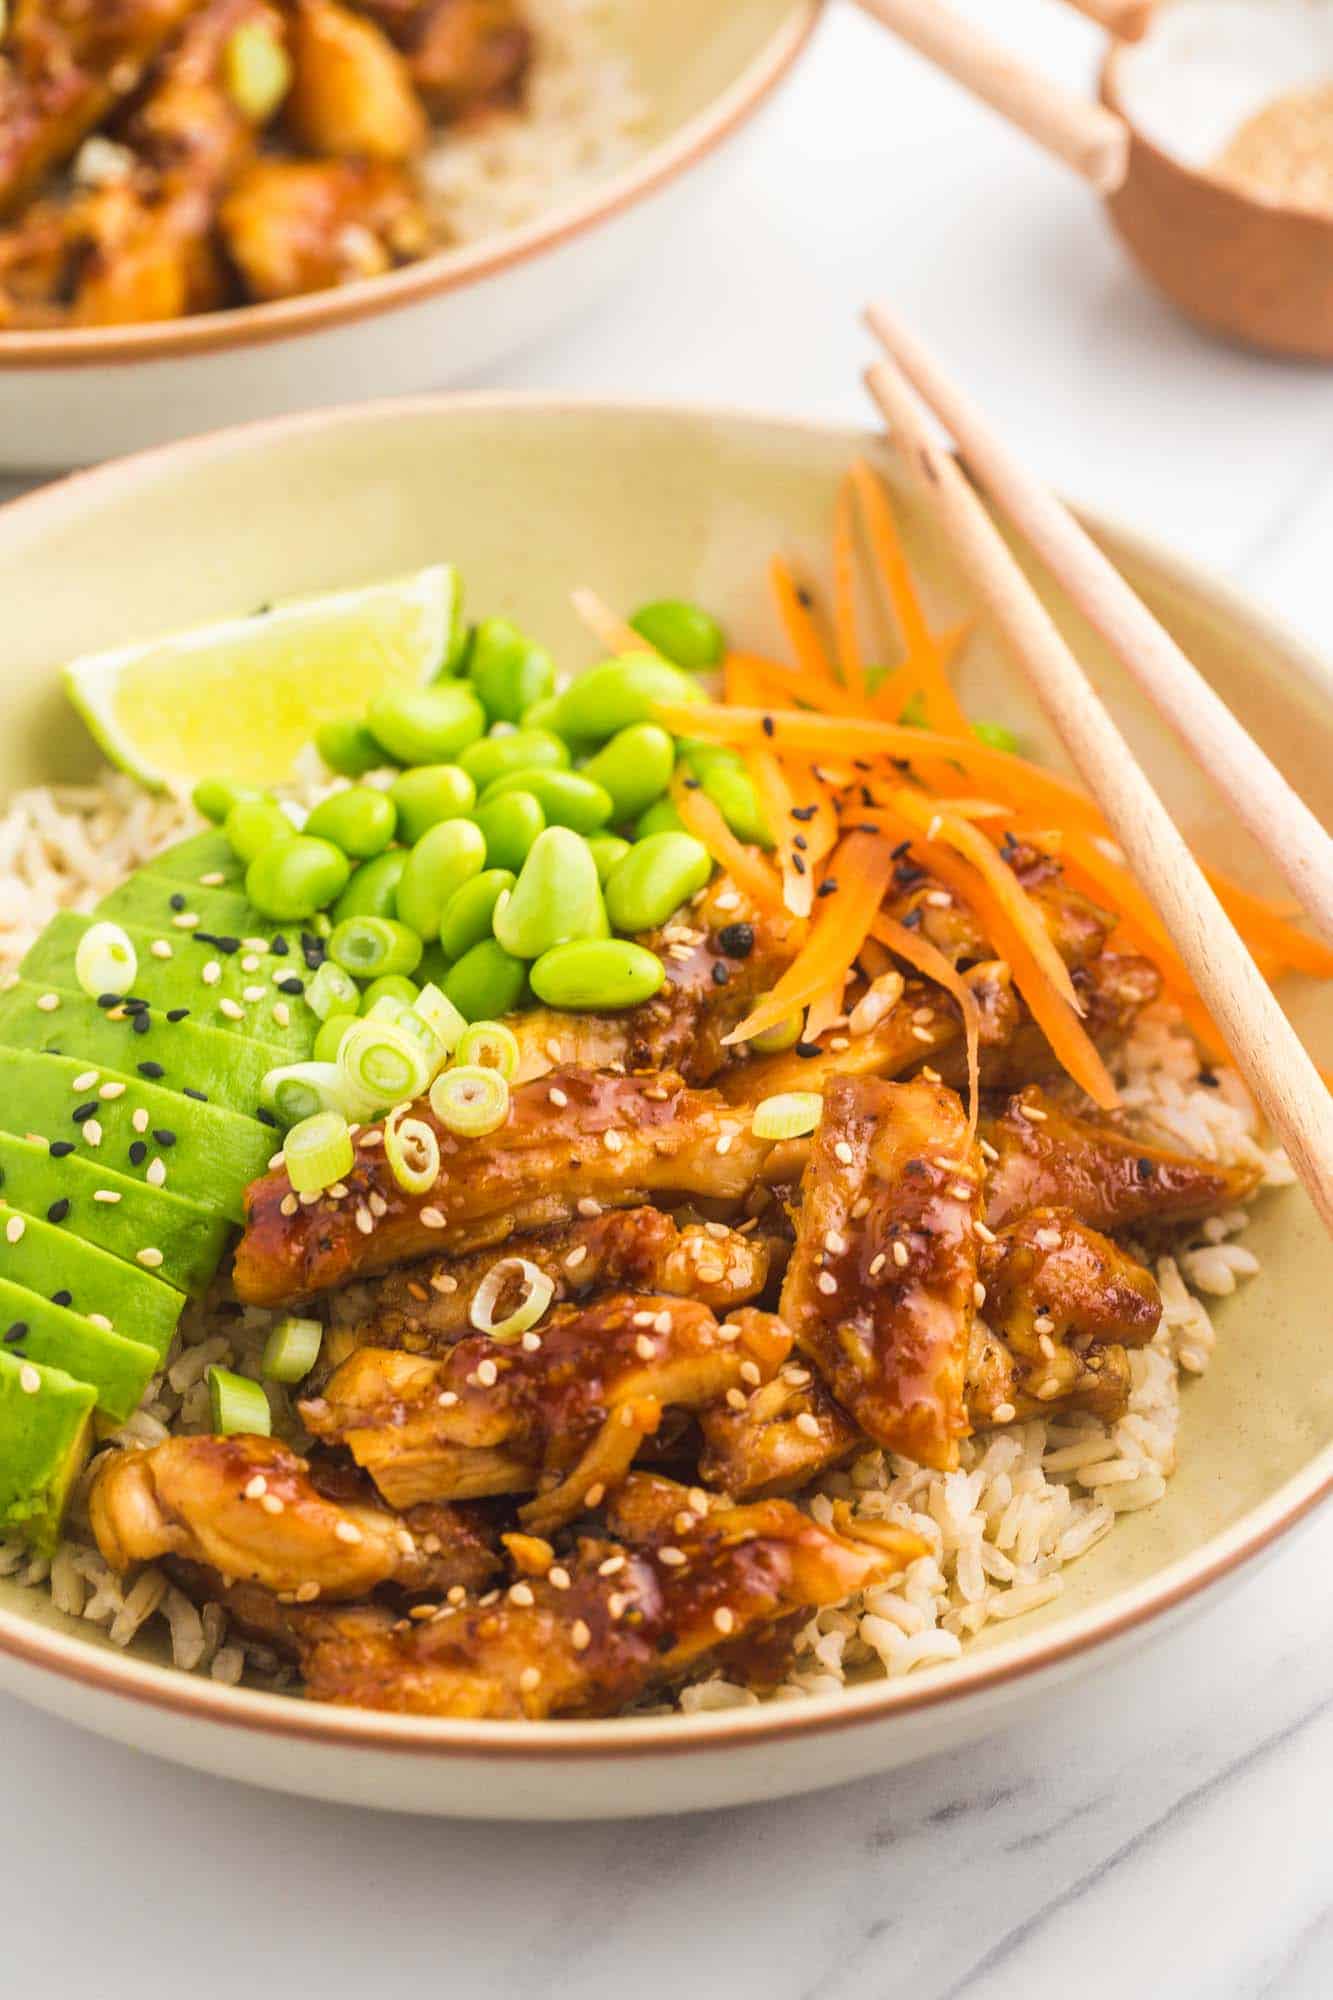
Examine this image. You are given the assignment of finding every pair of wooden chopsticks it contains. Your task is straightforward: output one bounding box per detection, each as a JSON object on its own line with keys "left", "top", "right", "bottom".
{"left": 861, "top": 302, "right": 1333, "bottom": 1238}
{"left": 853, "top": 0, "right": 1145, "bottom": 196}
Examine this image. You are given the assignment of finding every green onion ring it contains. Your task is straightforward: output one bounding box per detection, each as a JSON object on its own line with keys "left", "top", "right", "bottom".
{"left": 207, "top": 1366, "right": 272, "bottom": 1437}
{"left": 469, "top": 1257, "right": 555, "bottom": 1344}
{"left": 284, "top": 1109, "right": 354, "bottom": 1194}
{"left": 429, "top": 1064, "right": 510, "bottom": 1138}
{"left": 750, "top": 1090, "right": 823, "bottom": 1140}
{"left": 453, "top": 1020, "right": 520, "bottom": 1079}
{"left": 384, "top": 1105, "right": 441, "bottom": 1196}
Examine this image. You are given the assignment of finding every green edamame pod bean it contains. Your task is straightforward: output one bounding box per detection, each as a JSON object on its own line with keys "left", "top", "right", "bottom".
{"left": 395, "top": 817, "right": 487, "bottom": 940}
{"left": 329, "top": 915, "right": 423, "bottom": 980}
{"left": 303, "top": 785, "right": 397, "bottom": 859}
{"left": 415, "top": 941, "right": 450, "bottom": 991}
{"left": 518, "top": 694, "right": 564, "bottom": 734}
{"left": 443, "top": 938, "right": 527, "bottom": 1023}
{"left": 468, "top": 618, "right": 557, "bottom": 725}
{"left": 360, "top": 974, "right": 421, "bottom": 1013}
{"left": 553, "top": 654, "right": 704, "bottom": 743}
{"left": 438, "top": 868, "right": 515, "bottom": 961}
{"left": 333, "top": 848, "right": 406, "bottom": 924}
{"left": 473, "top": 789, "right": 545, "bottom": 873}
{"left": 587, "top": 834, "right": 631, "bottom": 884}
{"left": 389, "top": 763, "right": 476, "bottom": 844}
{"left": 636, "top": 796, "right": 686, "bottom": 839}
{"left": 224, "top": 795, "right": 294, "bottom": 863}
{"left": 245, "top": 836, "right": 350, "bottom": 922}
{"left": 629, "top": 599, "right": 725, "bottom": 670}
{"left": 493, "top": 827, "right": 607, "bottom": 959}
{"left": 193, "top": 778, "right": 260, "bottom": 825}
{"left": 604, "top": 832, "right": 712, "bottom": 935}
{"left": 458, "top": 728, "right": 570, "bottom": 790}
{"left": 313, "top": 1012, "right": 358, "bottom": 1063}
{"left": 681, "top": 744, "right": 772, "bottom": 848}
{"left": 478, "top": 768, "right": 613, "bottom": 835}
{"left": 530, "top": 939, "right": 665, "bottom": 1011}
{"left": 366, "top": 682, "right": 486, "bottom": 765}
{"left": 579, "top": 723, "right": 676, "bottom": 822}
{"left": 316, "top": 718, "right": 384, "bottom": 777}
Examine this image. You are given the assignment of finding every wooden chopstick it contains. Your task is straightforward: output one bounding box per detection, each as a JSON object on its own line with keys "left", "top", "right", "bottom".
{"left": 852, "top": 0, "right": 1130, "bottom": 193}
{"left": 1060, "top": 0, "right": 1155, "bottom": 39}
{"left": 866, "top": 301, "right": 1333, "bottom": 950}
{"left": 861, "top": 349, "right": 1333, "bottom": 1239}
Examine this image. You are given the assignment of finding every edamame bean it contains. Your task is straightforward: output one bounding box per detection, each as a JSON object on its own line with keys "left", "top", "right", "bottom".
{"left": 332, "top": 848, "right": 407, "bottom": 924}
{"left": 493, "top": 826, "right": 607, "bottom": 959}
{"left": 681, "top": 744, "right": 772, "bottom": 847}
{"left": 367, "top": 683, "right": 485, "bottom": 765}
{"left": 604, "top": 832, "right": 711, "bottom": 935}
{"left": 395, "top": 817, "right": 487, "bottom": 940}
{"left": 313, "top": 1012, "right": 358, "bottom": 1063}
{"left": 193, "top": 778, "right": 260, "bottom": 825}
{"left": 303, "top": 785, "right": 397, "bottom": 859}
{"left": 458, "top": 728, "right": 570, "bottom": 790}
{"left": 474, "top": 789, "right": 545, "bottom": 873}
{"left": 587, "top": 834, "right": 630, "bottom": 884}
{"left": 329, "top": 915, "right": 423, "bottom": 980}
{"left": 629, "top": 599, "right": 725, "bottom": 670}
{"left": 529, "top": 939, "right": 665, "bottom": 1011}
{"left": 478, "top": 768, "right": 612, "bottom": 835}
{"left": 636, "top": 796, "right": 686, "bottom": 839}
{"left": 360, "top": 974, "right": 421, "bottom": 1012}
{"left": 224, "top": 795, "right": 294, "bottom": 863}
{"left": 443, "top": 938, "right": 527, "bottom": 1023}
{"left": 972, "top": 719, "right": 1021, "bottom": 754}
{"left": 438, "top": 868, "right": 515, "bottom": 961}
{"left": 389, "top": 763, "right": 476, "bottom": 844}
{"left": 246, "top": 836, "right": 350, "bottom": 922}
{"left": 517, "top": 694, "right": 564, "bottom": 734}
{"left": 553, "top": 654, "right": 704, "bottom": 743}
{"left": 579, "top": 723, "right": 676, "bottom": 822}
{"left": 316, "top": 718, "right": 383, "bottom": 777}
{"left": 468, "top": 619, "right": 556, "bottom": 725}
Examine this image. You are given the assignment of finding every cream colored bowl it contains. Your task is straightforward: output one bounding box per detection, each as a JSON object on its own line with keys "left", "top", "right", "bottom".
{"left": 0, "top": 397, "right": 1329, "bottom": 1818}
{"left": 0, "top": 1, "right": 819, "bottom": 473}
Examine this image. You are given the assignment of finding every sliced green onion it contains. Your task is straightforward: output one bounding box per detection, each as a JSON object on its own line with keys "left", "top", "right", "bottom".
{"left": 74, "top": 920, "right": 137, "bottom": 999}
{"left": 750, "top": 1090, "right": 823, "bottom": 1140}
{"left": 261, "top": 1316, "right": 323, "bottom": 1385}
{"left": 414, "top": 981, "right": 467, "bottom": 1055}
{"left": 285, "top": 1110, "right": 354, "bottom": 1194}
{"left": 364, "top": 994, "right": 446, "bottom": 1068}
{"left": 749, "top": 1012, "right": 804, "bottom": 1055}
{"left": 469, "top": 1256, "right": 554, "bottom": 1343}
{"left": 306, "top": 959, "right": 359, "bottom": 1022}
{"left": 454, "top": 1020, "right": 520, "bottom": 1079}
{"left": 339, "top": 1018, "right": 434, "bottom": 1111}
{"left": 261, "top": 1060, "right": 351, "bottom": 1127}
{"left": 224, "top": 18, "right": 291, "bottom": 122}
{"left": 384, "top": 1105, "right": 441, "bottom": 1196}
{"left": 429, "top": 1064, "right": 510, "bottom": 1138}
{"left": 208, "top": 1365, "right": 271, "bottom": 1437}
{"left": 329, "top": 915, "right": 423, "bottom": 981}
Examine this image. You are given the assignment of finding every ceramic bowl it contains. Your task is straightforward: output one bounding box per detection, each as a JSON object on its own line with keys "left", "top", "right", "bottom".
{"left": 0, "top": 396, "right": 1329, "bottom": 1818}
{"left": 0, "top": 0, "right": 819, "bottom": 472}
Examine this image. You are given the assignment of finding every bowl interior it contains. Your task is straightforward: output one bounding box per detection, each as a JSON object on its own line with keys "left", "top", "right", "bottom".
{"left": 2, "top": 397, "right": 1330, "bottom": 1693}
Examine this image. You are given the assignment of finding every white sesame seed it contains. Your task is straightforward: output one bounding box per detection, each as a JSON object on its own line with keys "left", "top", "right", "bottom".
{"left": 868, "top": 1252, "right": 887, "bottom": 1276}
{"left": 429, "top": 1271, "right": 457, "bottom": 1293}
{"left": 295, "top": 1580, "right": 321, "bottom": 1603}
{"left": 911, "top": 1026, "right": 935, "bottom": 1043}
{"left": 200, "top": 871, "right": 226, "bottom": 887}
{"left": 816, "top": 1272, "right": 838, "bottom": 1295}
{"left": 980, "top": 1138, "right": 1000, "bottom": 1162}
{"left": 242, "top": 985, "right": 265, "bottom": 1004}
{"left": 150, "top": 940, "right": 173, "bottom": 960}
{"left": 172, "top": 911, "right": 200, "bottom": 930}
{"left": 796, "top": 1411, "right": 822, "bottom": 1438}
{"left": 242, "top": 954, "right": 261, "bottom": 973}
{"left": 299, "top": 1190, "right": 320, "bottom": 1206}
{"left": 420, "top": 1207, "right": 446, "bottom": 1229}
{"left": 273, "top": 1002, "right": 291, "bottom": 1028}
{"left": 892, "top": 1240, "right": 910, "bottom": 1268}
{"left": 72, "top": 1070, "right": 99, "bottom": 1092}
{"left": 92, "top": 1189, "right": 121, "bottom": 1205}
{"left": 87, "top": 1313, "right": 112, "bottom": 1332}
{"left": 334, "top": 1520, "right": 363, "bottom": 1544}
{"left": 912, "top": 1006, "right": 935, "bottom": 1025}
{"left": 925, "top": 890, "right": 952, "bottom": 908}
{"left": 219, "top": 998, "right": 244, "bottom": 1021}
{"left": 146, "top": 1160, "right": 167, "bottom": 1188}
{"left": 715, "top": 1131, "right": 734, "bottom": 1155}
{"left": 354, "top": 1206, "right": 373, "bottom": 1236}
{"left": 437, "top": 1390, "right": 459, "bottom": 1408}
{"left": 36, "top": 993, "right": 60, "bottom": 1013}
{"left": 975, "top": 1219, "right": 997, "bottom": 1244}
{"left": 739, "top": 1359, "right": 761, "bottom": 1386}
{"left": 136, "top": 1247, "right": 163, "bottom": 1269}
{"left": 243, "top": 1475, "right": 267, "bottom": 1499}
{"left": 634, "top": 1334, "right": 656, "bottom": 1361}
{"left": 131, "top": 1108, "right": 149, "bottom": 1134}
{"left": 834, "top": 1141, "right": 854, "bottom": 1166}
{"left": 653, "top": 1309, "right": 672, "bottom": 1334}
{"left": 1033, "top": 1314, "right": 1056, "bottom": 1335}
{"left": 725, "top": 1387, "right": 747, "bottom": 1411}
{"left": 598, "top": 1555, "right": 625, "bottom": 1576}
{"left": 280, "top": 1193, "right": 298, "bottom": 1217}
{"left": 993, "top": 1401, "right": 1017, "bottom": 1423}
{"left": 521, "top": 1330, "right": 542, "bottom": 1353}
{"left": 476, "top": 1359, "right": 499, "bottom": 1387}
{"left": 602, "top": 1127, "right": 624, "bottom": 1153}
{"left": 99, "top": 1081, "right": 127, "bottom": 1101}
{"left": 201, "top": 961, "right": 221, "bottom": 986}
{"left": 565, "top": 1245, "right": 588, "bottom": 1269}
{"left": 1038, "top": 1333, "right": 1057, "bottom": 1360}
{"left": 83, "top": 1120, "right": 102, "bottom": 1147}
{"left": 570, "top": 1619, "right": 592, "bottom": 1651}
{"left": 4, "top": 1217, "right": 22, "bottom": 1244}
{"left": 658, "top": 1547, "right": 686, "bottom": 1567}
{"left": 824, "top": 1229, "right": 847, "bottom": 1256}
{"left": 607, "top": 1593, "right": 629, "bottom": 1619}
{"left": 973, "top": 1282, "right": 987, "bottom": 1308}
{"left": 1019, "top": 1103, "right": 1047, "bottom": 1123}
{"left": 548, "top": 1566, "right": 571, "bottom": 1591}
{"left": 583, "top": 1482, "right": 605, "bottom": 1507}
{"left": 519, "top": 1666, "right": 542, "bottom": 1693}
{"left": 632, "top": 1309, "right": 655, "bottom": 1327}
{"left": 713, "top": 1607, "right": 735, "bottom": 1635}
{"left": 19, "top": 1364, "right": 40, "bottom": 1394}
{"left": 509, "top": 1582, "right": 535, "bottom": 1607}
{"left": 548, "top": 1087, "right": 568, "bottom": 1108}
{"left": 447, "top": 1584, "right": 467, "bottom": 1605}
{"left": 260, "top": 1493, "right": 284, "bottom": 1515}
{"left": 268, "top": 1150, "right": 286, "bottom": 1172}
{"left": 367, "top": 1191, "right": 387, "bottom": 1218}
{"left": 576, "top": 1197, "right": 602, "bottom": 1218}
{"left": 951, "top": 1182, "right": 974, "bottom": 1201}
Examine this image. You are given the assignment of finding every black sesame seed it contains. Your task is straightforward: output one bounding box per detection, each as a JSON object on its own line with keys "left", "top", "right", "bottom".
{"left": 816, "top": 879, "right": 839, "bottom": 899}
{"left": 132, "top": 1012, "right": 151, "bottom": 1035}
{"left": 761, "top": 715, "right": 775, "bottom": 738}
{"left": 46, "top": 1199, "right": 70, "bottom": 1223}
{"left": 790, "top": 804, "right": 817, "bottom": 823}
{"left": 153, "top": 1128, "right": 178, "bottom": 1148}
{"left": 129, "top": 1142, "right": 147, "bottom": 1166}
{"left": 901, "top": 909, "right": 923, "bottom": 930}
{"left": 270, "top": 936, "right": 290, "bottom": 956}
{"left": 166, "top": 1008, "right": 189, "bottom": 1023}
{"left": 183, "top": 1088, "right": 207, "bottom": 1103}
{"left": 256, "top": 1107, "right": 279, "bottom": 1129}
{"left": 96, "top": 992, "right": 123, "bottom": 1010}
{"left": 682, "top": 775, "right": 701, "bottom": 790}
{"left": 793, "top": 833, "right": 807, "bottom": 852}
{"left": 1137, "top": 1157, "right": 1156, "bottom": 1181}
{"left": 71, "top": 1102, "right": 97, "bottom": 1123}
{"left": 277, "top": 976, "right": 305, "bottom": 995}
{"left": 791, "top": 855, "right": 806, "bottom": 875}
{"left": 51, "top": 1291, "right": 71, "bottom": 1309}
{"left": 122, "top": 996, "right": 149, "bottom": 1013}
{"left": 795, "top": 1040, "right": 822, "bottom": 1058}
{"left": 4, "top": 1322, "right": 28, "bottom": 1345}
{"left": 656, "top": 1629, "right": 679, "bottom": 1653}
{"left": 1198, "top": 1068, "right": 1219, "bottom": 1088}
{"left": 860, "top": 786, "right": 876, "bottom": 809}
{"left": 168, "top": 893, "right": 187, "bottom": 912}
{"left": 890, "top": 839, "right": 912, "bottom": 861}
{"left": 795, "top": 585, "right": 814, "bottom": 609}
{"left": 711, "top": 962, "right": 730, "bottom": 987}
{"left": 214, "top": 936, "right": 240, "bottom": 956}
{"left": 852, "top": 758, "right": 873, "bottom": 773}
{"left": 302, "top": 946, "right": 325, "bottom": 972}
{"left": 137, "top": 1061, "right": 165, "bottom": 1079}
{"left": 717, "top": 922, "right": 754, "bottom": 960}
{"left": 48, "top": 1141, "right": 74, "bottom": 1159}
{"left": 300, "top": 932, "right": 320, "bottom": 955}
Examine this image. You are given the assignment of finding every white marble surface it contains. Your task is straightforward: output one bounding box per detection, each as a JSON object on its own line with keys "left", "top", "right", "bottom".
{"left": 3, "top": 2, "right": 1332, "bottom": 1991}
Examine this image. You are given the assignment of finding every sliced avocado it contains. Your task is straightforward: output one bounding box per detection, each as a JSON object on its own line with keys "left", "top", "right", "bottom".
{"left": 0, "top": 1278, "right": 157, "bottom": 1423}
{"left": 140, "top": 829, "right": 246, "bottom": 890}
{"left": 0, "top": 1208, "right": 182, "bottom": 1356}
{"left": 0, "top": 1051, "right": 272, "bottom": 1222}
{"left": 0, "top": 1348, "right": 95, "bottom": 1552}
{"left": 22, "top": 912, "right": 316, "bottom": 1056}
{"left": 96, "top": 874, "right": 267, "bottom": 939}
{"left": 0, "top": 1133, "right": 227, "bottom": 1298}
{"left": 0, "top": 980, "right": 275, "bottom": 1117}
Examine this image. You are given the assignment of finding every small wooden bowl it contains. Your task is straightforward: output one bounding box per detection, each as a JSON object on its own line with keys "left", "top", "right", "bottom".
{"left": 1101, "top": 45, "right": 1333, "bottom": 361}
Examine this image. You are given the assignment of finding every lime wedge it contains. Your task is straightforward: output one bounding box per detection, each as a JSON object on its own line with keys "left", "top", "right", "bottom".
{"left": 64, "top": 565, "right": 462, "bottom": 790}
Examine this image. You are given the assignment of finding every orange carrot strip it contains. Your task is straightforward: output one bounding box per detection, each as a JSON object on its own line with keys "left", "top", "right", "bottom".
{"left": 783, "top": 758, "right": 840, "bottom": 867}
{"left": 1201, "top": 865, "right": 1333, "bottom": 979}
{"left": 803, "top": 981, "right": 847, "bottom": 1045}
{"left": 832, "top": 477, "right": 866, "bottom": 697}
{"left": 870, "top": 914, "right": 981, "bottom": 1140}
{"left": 869, "top": 617, "right": 977, "bottom": 721}
{"left": 849, "top": 460, "right": 972, "bottom": 738}
{"left": 725, "top": 653, "right": 869, "bottom": 718}
{"left": 724, "top": 832, "right": 899, "bottom": 1044}
{"left": 751, "top": 748, "right": 809, "bottom": 918}
{"left": 769, "top": 557, "right": 837, "bottom": 686}
{"left": 672, "top": 777, "right": 784, "bottom": 915}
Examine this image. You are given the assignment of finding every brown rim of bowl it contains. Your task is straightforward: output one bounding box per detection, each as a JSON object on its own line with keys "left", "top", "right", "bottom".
{"left": 0, "top": 389, "right": 1328, "bottom": 1761}
{"left": 0, "top": 2, "right": 821, "bottom": 372}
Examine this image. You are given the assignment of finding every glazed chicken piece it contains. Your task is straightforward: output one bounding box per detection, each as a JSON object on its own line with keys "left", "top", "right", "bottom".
{"left": 235, "top": 1066, "right": 792, "bottom": 1305}
{"left": 285, "top": 0, "right": 427, "bottom": 161}
{"left": 270, "top": 1479, "right": 925, "bottom": 1718}
{"left": 0, "top": 0, "right": 201, "bottom": 219}
{"left": 884, "top": 843, "right": 1117, "bottom": 972}
{"left": 983, "top": 1085, "right": 1263, "bottom": 1234}
{"left": 301, "top": 1295, "right": 794, "bottom": 1532}
{"left": 320, "top": 1207, "right": 776, "bottom": 1369}
{"left": 90, "top": 1433, "right": 502, "bottom": 1600}
{"left": 219, "top": 154, "right": 428, "bottom": 298}
{"left": 700, "top": 1361, "right": 862, "bottom": 1498}
{"left": 966, "top": 952, "right": 1162, "bottom": 1096}
{"left": 354, "top": 0, "right": 532, "bottom": 118}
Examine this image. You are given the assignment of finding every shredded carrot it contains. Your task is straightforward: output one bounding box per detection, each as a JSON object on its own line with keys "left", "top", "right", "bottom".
{"left": 571, "top": 587, "right": 653, "bottom": 660}
{"left": 672, "top": 777, "right": 784, "bottom": 915}
{"left": 784, "top": 758, "right": 839, "bottom": 868}
{"left": 849, "top": 460, "right": 972, "bottom": 738}
{"left": 1201, "top": 865, "right": 1333, "bottom": 979}
{"left": 724, "top": 652, "right": 869, "bottom": 718}
{"left": 725, "top": 832, "right": 899, "bottom": 1045}
{"left": 769, "top": 557, "right": 837, "bottom": 686}
{"left": 750, "top": 748, "right": 809, "bottom": 918}
{"left": 869, "top": 617, "right": 975, "bottom": 722}
{"left": 870, "top": 915, "right": 981, "bottom": 1140}
{"left": 832, "top": 477, "right": 865, "bottom": 697}
{"left": 803, "top": 980, "right": 847, "bottom": 1045}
